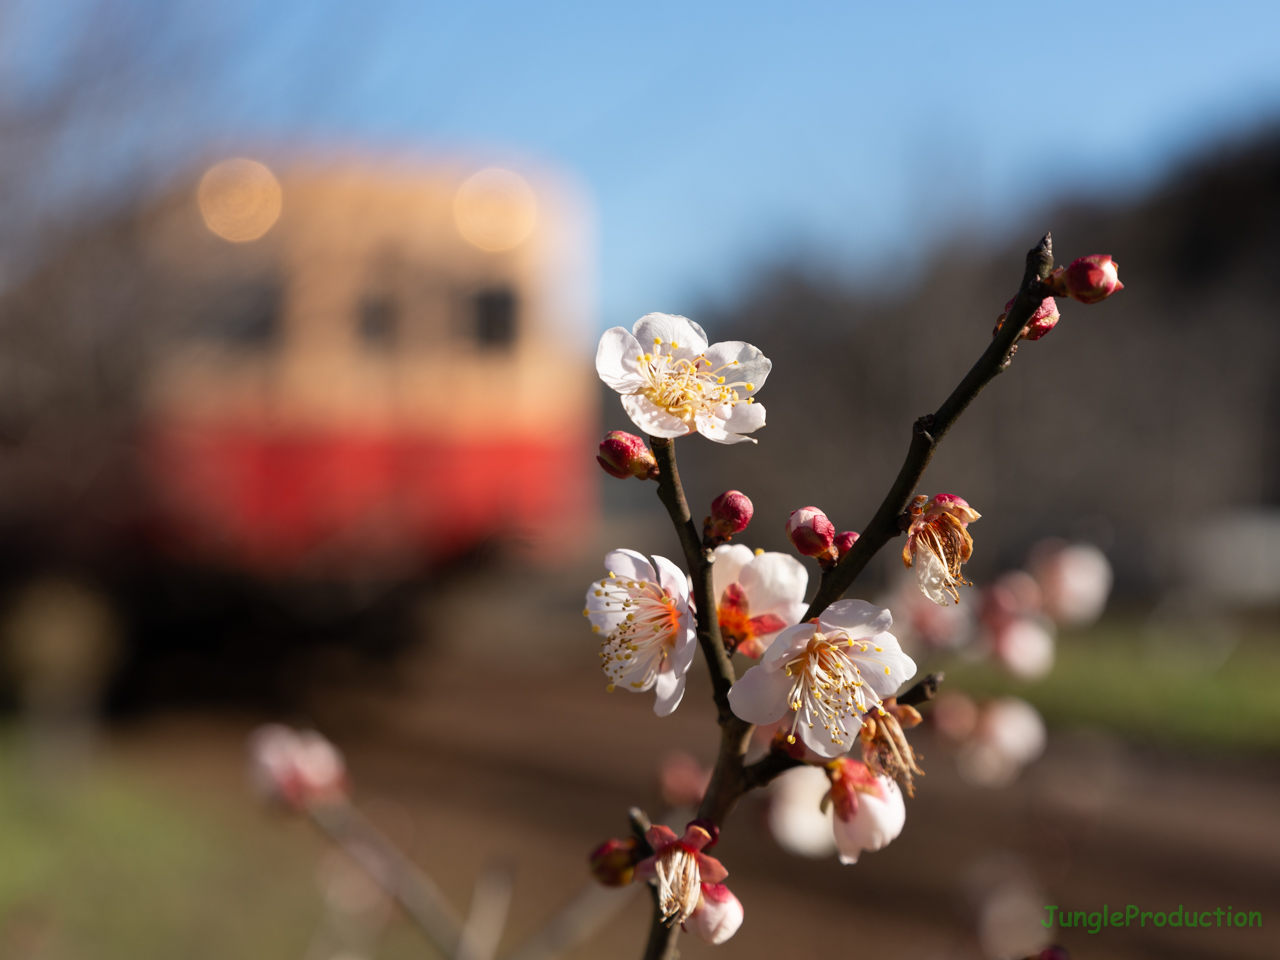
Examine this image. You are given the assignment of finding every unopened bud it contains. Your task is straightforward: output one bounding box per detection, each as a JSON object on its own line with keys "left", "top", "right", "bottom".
{"left": 588, "top": 837, "right": 639, "bottom": 886}
{"left": 786, "top": 507, "right": 836, "bottom": 559}
{"left": 708, "top": 490, "right": 753, "bottom": 539}
{"left": 834, "top": 530, "right": 860, "bottom": 558}
{"left": 1050, "top": 254, "right": 1122, "bottom": 304}
{"left": 994, "top": 295, "right": 1059, "bottom": 342}
{"left": 597, "top": 431, "right": 658, "bottom": 480}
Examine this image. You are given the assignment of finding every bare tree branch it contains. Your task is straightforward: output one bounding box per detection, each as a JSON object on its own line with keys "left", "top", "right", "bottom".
{"left": 803, "top": 234, "right": 1056, "bottom": 619}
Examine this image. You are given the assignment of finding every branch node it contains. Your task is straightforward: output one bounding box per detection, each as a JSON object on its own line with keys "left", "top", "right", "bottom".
{"left": 897, "top": 671, "right": 945, "bottom": 707}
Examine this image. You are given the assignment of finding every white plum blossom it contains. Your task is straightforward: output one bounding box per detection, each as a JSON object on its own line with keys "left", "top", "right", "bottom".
{"left": 994, "top": 618, "right": 1056, "bottom": 680}
{"left": 712, "top": 544, "right": 808, "bottom": 659}
{"left": 687, "top": 882, "right": 744, "bottom": 944}
{"left": 596, "top": 313, "right": 771, "bottom": 444}
{"left": 956, "top": 696, "right": 1047, "bottom": 789}
{"left": 728, "top": 599, "right": 916, "bottom": 758}
{"left": 1031, "top": 540, "right": 1113, "bottom": 627}
{"left": 585, "top": 549, "right": 697, "bottom": 716}
{"left": 768, "top": 764, "right": 837, "bottom": 858}
{"left": 248, "top": 724, "right": 347, "bottom": 809}
{"left": 827, "top": 757, "right": 906, "bottom": 865}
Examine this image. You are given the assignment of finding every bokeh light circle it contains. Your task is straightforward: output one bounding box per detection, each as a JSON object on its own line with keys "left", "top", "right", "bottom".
{"left": 198, "top": 158, "right": 283, "bottom": 243}
{"left": 453, "top": 168, "right": 538, "bottom": 252}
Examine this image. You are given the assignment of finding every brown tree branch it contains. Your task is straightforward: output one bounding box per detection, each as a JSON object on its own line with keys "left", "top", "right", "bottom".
{"left": 636, "top": 234, "right": 1054, "bottom": 959}
{"left": 649, "top": 436, "right": 737, "bottom": 716}
{"left": 804, "top": 233, "right": 1056, "bottom": 620}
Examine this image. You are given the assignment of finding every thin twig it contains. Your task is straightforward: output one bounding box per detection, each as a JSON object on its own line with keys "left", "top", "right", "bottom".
{"left": 457, "top": 864, "right": 515, "bottom": 960}
{"left": 804, "top": 233, "right": 1056, "bottom": 619}
{"left": 308, "top": 799, "right": 464, "bottom": 957}
{"left": 637, "top": 235, "right": 1054, "bottom": 960}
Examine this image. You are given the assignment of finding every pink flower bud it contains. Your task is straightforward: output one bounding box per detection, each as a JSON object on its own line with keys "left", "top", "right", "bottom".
{"left": 687, "top": 882, "right": 744, "bottom": 945}
{"left": 596, "top": 431, "right": 658, "bottom": 480}
{"left": 786, "top": 507, "right": 835, "bottom": 558}
{"left": 994, "top": 295, "right": 1059, "bottom": 341}
{"left": 248, "top": 724, "right": 347, "bottom": 810}
{"left": 708, "top": 489, "right": 753, "bottom": 538}
{"left": 834, "top": 530, "right": 860, "bottom": 557}
{"left": 1051, "top": 254, "right": 1123, "bottom": 304}
{"left": 588, "top": 837, "right": 638, "bottom": 887}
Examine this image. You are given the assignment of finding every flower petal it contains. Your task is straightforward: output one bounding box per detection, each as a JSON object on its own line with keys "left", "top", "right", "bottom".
{"left": 800, "top": 716, "right": 860, "bottom": 759}
{"left": 852, "top": 636, "right": 917, "bottom": 699}
{"left": 914, "top": 547, "right": 953, "bottom": 606}
{"left": 711, "top": 544, "right": 755, "bottom": 605}
{"left": 761, "top": 622, "right": 815, "bottom": 665}
{"left": 701, "top": 340, "right": 772, "bottom": 397}
{"left": 651, "top": 554, "right": 691, "bottom": 606}
{"left": 633, "top": 313, "right": 709, "bottom": 359}
{"left": 595, "top": 327, "right": 648, "bottom": 393}
{"left": 604, "top": 549, "right": 658, "bottom": 585}
{"left": 832, "top": 777, "right": 905, "bottom": 864}
{"left": 695, "top": 853, "right": 728, "bottom": 884}
{"left": 819, "top": 599, "right": 893, "bottom": 638}
{"left": 622, "top": 394, "right": 691, "bottom": 438}
{"left": 653, "top": 666, "right": 687, "bottom": 716}
{"left": 694, "top": 412, "right": 755, "bottom": 445}
{"left": 720, "top": 400, "right": 767, "bottom": 435}
{"left": 727, "top": 662, "right": 793, "bottom": 724}
{"left": 740, "top": 552, "right": 808, "bottom": 613}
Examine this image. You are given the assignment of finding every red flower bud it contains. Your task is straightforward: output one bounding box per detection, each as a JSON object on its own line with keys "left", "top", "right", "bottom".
{"left": 597, "top": 431, "right": 658, "bottom": 480}
{"left": 834, "top": 530, "right": 860, "bottom": 557}
{"left": 786, "top": 507, "right": 835, "bottom": 558}
{"left": 1050, "top": 254, "right": 1123, "bottom": 305}
{"left": 708, "top": 490, "right": 753, "bottom": 538}
{"left": 589, "top": 837, "right": 639, "bottom": 887}
{"left": 993, "top": 296, "right": 1059, "bottom": 341}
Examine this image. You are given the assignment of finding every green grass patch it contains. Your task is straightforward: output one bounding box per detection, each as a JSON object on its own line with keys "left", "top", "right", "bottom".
{"left": 935, "top": 618, "right": 1280, "bottom": 752}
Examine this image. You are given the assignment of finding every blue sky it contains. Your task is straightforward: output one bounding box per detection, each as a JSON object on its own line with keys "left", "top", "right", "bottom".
{"left": 19, "top": 0, "right": 1280, "bottom": 325}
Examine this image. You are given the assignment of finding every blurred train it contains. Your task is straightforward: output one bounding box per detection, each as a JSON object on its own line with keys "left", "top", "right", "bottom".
{"left": 0, "top": 156, "right": 597, "bottom": 709}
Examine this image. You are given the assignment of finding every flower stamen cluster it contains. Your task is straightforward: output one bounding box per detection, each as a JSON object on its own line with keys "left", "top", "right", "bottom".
{"left": 585, "top": 550, "right": 696, "bottom": 716}
{"left": 593, "top": 573, "right": 682, "bottom": 692}
{"left": 781, "top": 630, "right": 884, "bottom": 751}
{"left": 635, "top": 339, "right": 755, "bottom": 427}
{"left": 903, "top": 494, "right": 981, "bottom": 606}
{"left": 635, "top": 822, "right": 728, "bottom": 926}
{"left": 858, "top": 699, "right": 924, "bottom": 796}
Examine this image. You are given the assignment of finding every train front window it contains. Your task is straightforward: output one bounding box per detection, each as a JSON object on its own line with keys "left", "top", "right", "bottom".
{"left": 201, "top": 280, "right": 280, "bottom": 348}
{"left": 473, "top": 286, "right": 517, "bottom": 349}
{"left": 358, "top": 294, "right": 397, "bottom": 349}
